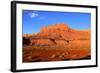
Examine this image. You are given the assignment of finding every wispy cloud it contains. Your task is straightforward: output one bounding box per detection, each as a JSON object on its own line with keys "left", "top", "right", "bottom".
{"left": 29, "top": 12, "right": 38, "bottom": 18}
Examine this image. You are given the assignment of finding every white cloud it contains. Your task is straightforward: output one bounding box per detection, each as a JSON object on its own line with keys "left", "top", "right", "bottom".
{"left": 29, "top": 12, "right": 38, "bottom": 18}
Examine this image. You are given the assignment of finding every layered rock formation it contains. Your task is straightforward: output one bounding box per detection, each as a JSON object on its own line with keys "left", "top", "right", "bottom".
{"left": 23, "top": 23, "right": 91, "bottom": 62}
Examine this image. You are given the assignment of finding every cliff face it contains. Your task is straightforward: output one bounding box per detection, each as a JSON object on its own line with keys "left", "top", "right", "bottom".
{"left": 39, "top": 23, "right": 90, "bottom": 39}
{"left": 25, "top": 23, "right": 90, "bottom": 47}
{"left": 23, "top": 23, "right": 90, "bottom": 62}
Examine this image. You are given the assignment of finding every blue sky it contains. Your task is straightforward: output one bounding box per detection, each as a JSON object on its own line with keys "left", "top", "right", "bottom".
{"left": 22, "top": 10, "right": 91, "bottom": 34}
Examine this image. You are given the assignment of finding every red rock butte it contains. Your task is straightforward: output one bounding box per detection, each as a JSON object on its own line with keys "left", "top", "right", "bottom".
{"left": 37, "top": 23, "right": 90, "bottom": 40}
{"left": 23, "top": 23, "right": 91, "bottom": 62}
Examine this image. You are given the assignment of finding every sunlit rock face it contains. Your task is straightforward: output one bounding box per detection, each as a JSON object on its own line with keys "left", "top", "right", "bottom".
{"left": 23, "top": 23, "right": 91, "bottom": 62}
{"left": 29, "top": 23, "right": 90, "bottom": 47}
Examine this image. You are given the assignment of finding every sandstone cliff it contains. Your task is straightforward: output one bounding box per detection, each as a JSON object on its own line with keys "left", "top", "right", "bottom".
{"left": 23, "top": 23, "right": 91, "bottom": 62}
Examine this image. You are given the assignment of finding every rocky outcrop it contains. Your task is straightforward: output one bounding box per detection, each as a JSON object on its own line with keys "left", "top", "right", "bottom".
{"left": 37, "top": 23, "right": 90, "bottom": 39}
{"left": 23, "top": 23, "right": 90, "bottom": 47}
{"left": 30, "top": 39, "right": 56, "bottom": 46}
{"left": 23, "top": 23, "right": 91, "bottom": 62}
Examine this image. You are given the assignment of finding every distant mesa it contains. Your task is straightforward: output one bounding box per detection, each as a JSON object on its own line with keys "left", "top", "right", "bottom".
{"left": 23, "top": 23, "right": 91, "bottom": 61}
{"left": 23, "top": 23, "right": 90, "bottom": 48}
{"left": 37, "top": 23, "right": 90, "bottom": 40}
